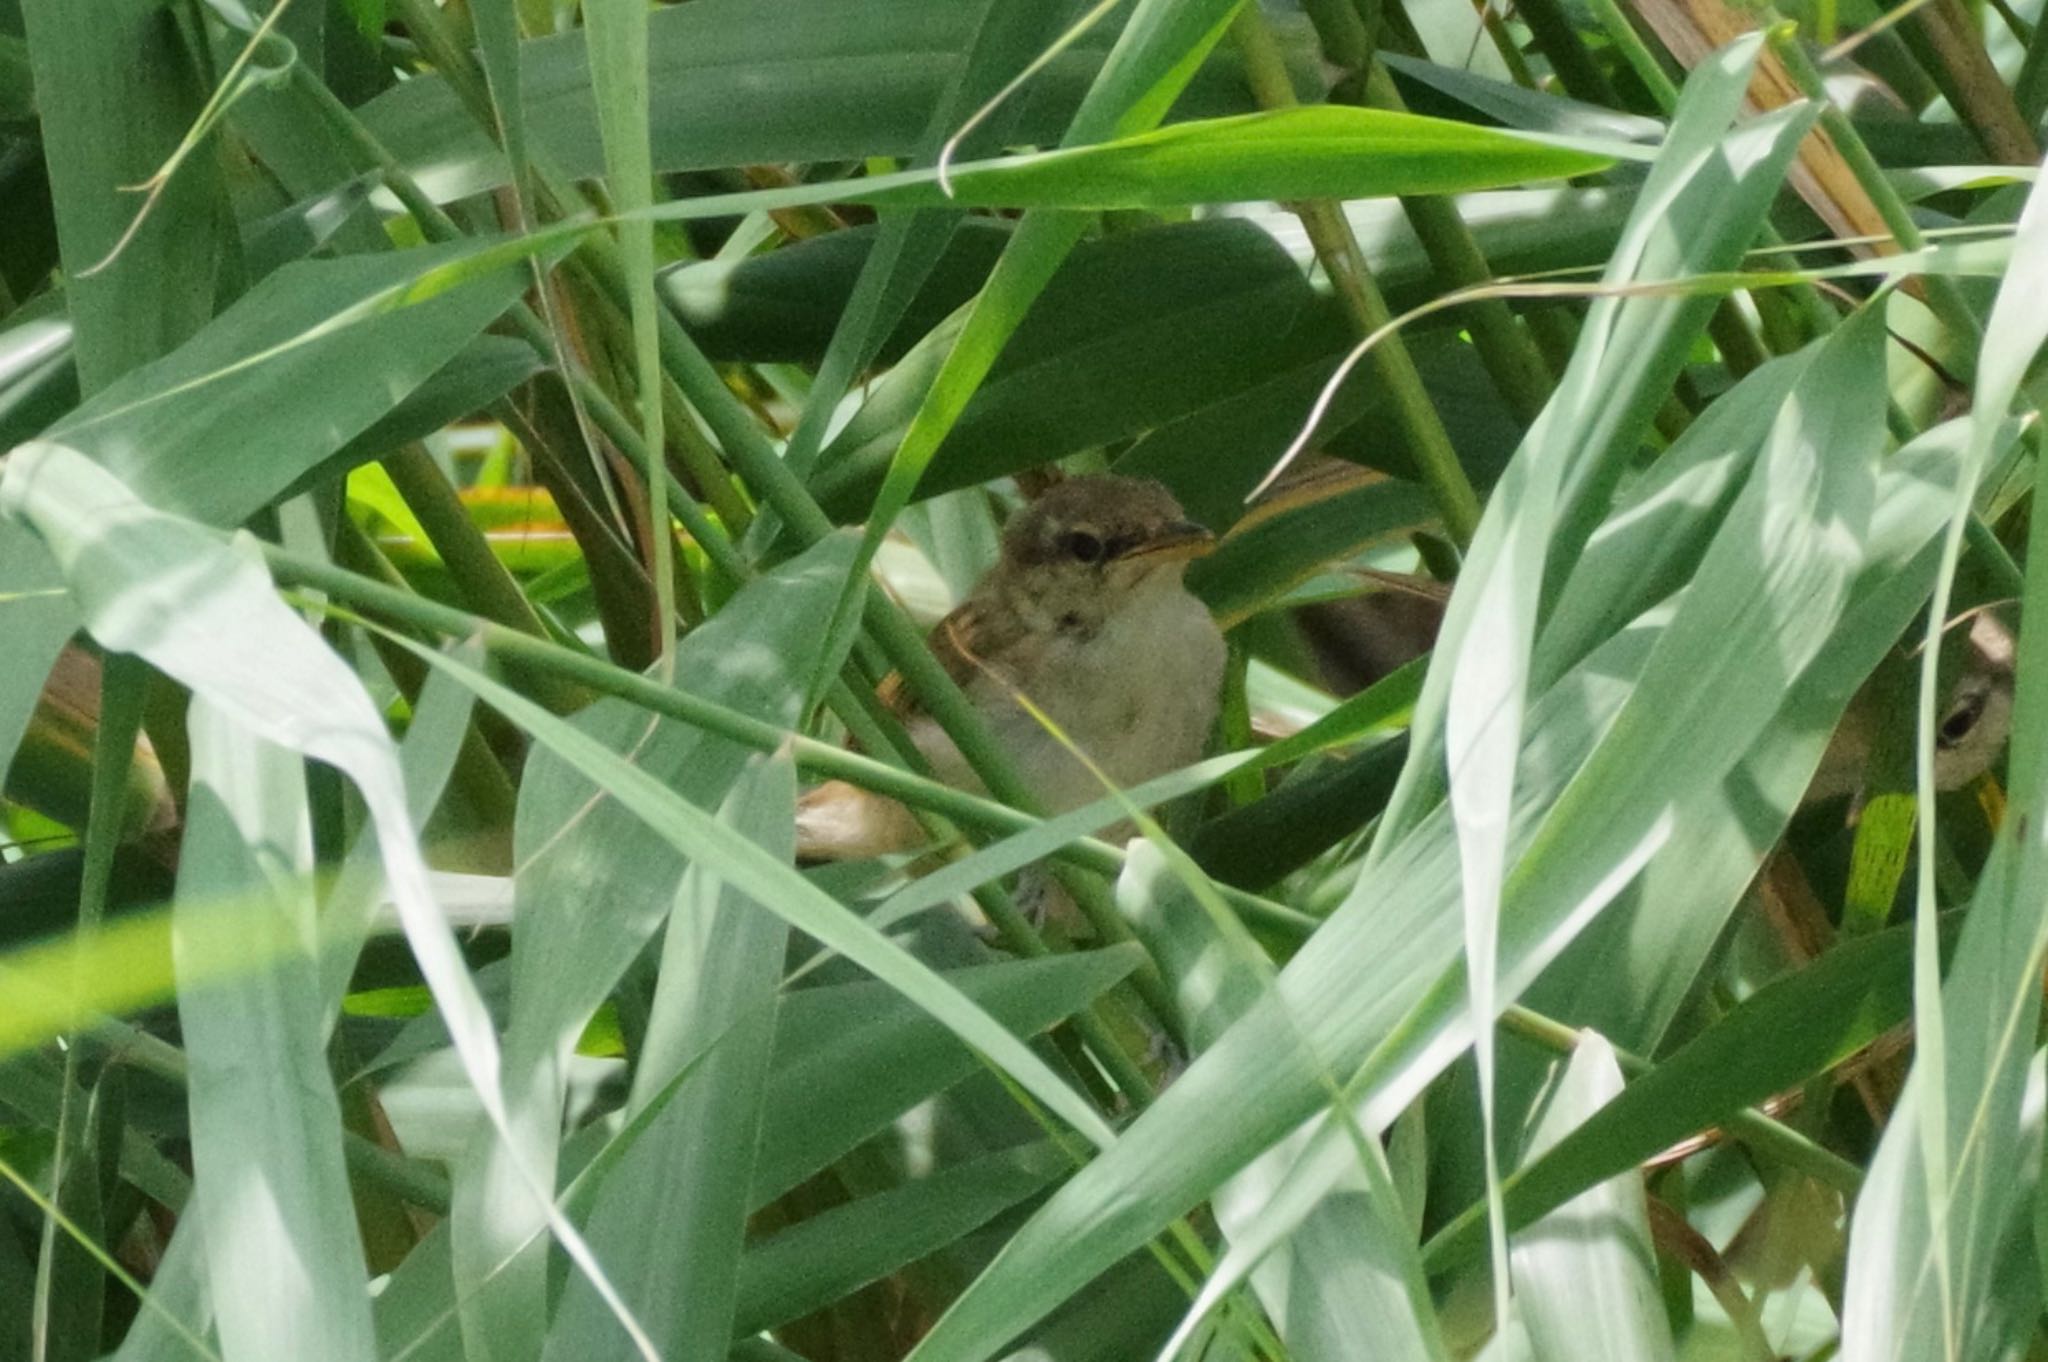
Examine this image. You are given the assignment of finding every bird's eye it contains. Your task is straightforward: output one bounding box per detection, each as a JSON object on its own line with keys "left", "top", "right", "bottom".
{"left": 1062, "top": 530, "right": 1106, "bottom": 564}
{"left": 1939, "top": 691, "right": 1987, "bottom": 748}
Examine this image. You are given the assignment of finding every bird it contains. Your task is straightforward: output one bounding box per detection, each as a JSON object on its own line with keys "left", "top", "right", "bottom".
{"left": 797, "top": 474, "right": 1228, "bottom": 861}
{"left": 1807, "top": 608, "right": 2016, "bottom": 805}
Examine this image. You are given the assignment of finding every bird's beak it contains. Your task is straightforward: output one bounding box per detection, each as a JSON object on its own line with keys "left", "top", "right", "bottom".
{"left": 1122, "top": 520, "right": 1217, "bottom": 563}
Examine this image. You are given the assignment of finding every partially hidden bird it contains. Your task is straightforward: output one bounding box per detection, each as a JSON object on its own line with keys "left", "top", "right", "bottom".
{"left": 1809, "top": 608, "right": 2016, "bottom": 804}
{"left": 797, "top": 474, "right": 1227, "bottom": 861}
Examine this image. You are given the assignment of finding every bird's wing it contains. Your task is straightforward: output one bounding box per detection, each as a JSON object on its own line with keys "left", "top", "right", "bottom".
{"left": 876, "top": 592, "right": 1027, "bottom": 720}
{"left": 805, "top": 595, "right": 1022, "bottom": 861}
{"left": 795, "top": 778, "right": 928, "bottom": 860}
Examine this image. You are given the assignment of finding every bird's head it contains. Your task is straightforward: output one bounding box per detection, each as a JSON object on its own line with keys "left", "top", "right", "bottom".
{"left": 1810, "top": 608, "right": 2017, "bottom": 804}
{"left": 996, "top": 475, "right": 1215, "bottom": 614}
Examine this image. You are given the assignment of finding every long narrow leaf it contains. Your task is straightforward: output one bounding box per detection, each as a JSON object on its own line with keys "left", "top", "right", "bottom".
{"left": 172, "top": 702, "right": 376, "bottom": 1362}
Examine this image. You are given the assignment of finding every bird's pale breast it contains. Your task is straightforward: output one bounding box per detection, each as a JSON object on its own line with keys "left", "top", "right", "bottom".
{"left": 914, "top": 573, "right": 1225, "bottom": 814}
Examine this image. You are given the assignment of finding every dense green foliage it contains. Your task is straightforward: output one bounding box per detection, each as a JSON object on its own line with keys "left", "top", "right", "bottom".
{"left": 3, "top": 0, "right": 2048, "bottom": 1358}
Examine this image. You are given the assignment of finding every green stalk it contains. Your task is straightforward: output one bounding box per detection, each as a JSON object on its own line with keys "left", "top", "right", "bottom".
{"left": 1579, "top": 0, "right": 1683, "bottom": 105}
{"left": 1988, "top": 0, "right": 2034, "bottom": 46}
{"left": 2018, "top": 2, "right": 2048, "bottom": 122}
{"left": 1898, "top": 0, "right": 2039, "bottom": 164}
{"left": 1299, "top": 0, "right": 1372, "bottom": 62}
{"left": 584, "top": 0, "right": 674, "bottom": 668}
{"left": 1359, "top": 63, "right": 1558, "bottom": 424}
{"left": 1234, "top": 6, "right": 1483, "bottom": 546}
{"left": 1477, "top": 11, "right": 1543, "bottom": 89}
{"left": 32, "top": 654, "right": 145, "bottom": 1354}
{"left": 655, "top": 372, "right": 751, "bottom": 531}
{"left": 380, "top": 443, "right": 559, "bottom": 641}
{"left": 1512, "top": 0, "right": 1621, "bottom": 103}
{"left": 332, "top": 517, "right": 524, "bottom": 832}
{"left": 1705, "top": 301, "right": 1773, "bottom": 378}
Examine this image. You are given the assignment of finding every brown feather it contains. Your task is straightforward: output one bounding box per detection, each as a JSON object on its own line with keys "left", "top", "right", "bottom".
{"left": 875, "top": 592, "right": 1029, "bottom": 721}
{"left": 794, "top": 778, "right": 928, "bottom": 859}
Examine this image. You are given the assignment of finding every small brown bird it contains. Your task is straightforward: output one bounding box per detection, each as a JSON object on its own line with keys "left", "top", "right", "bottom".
{"left": 798, "top": 474, "right": 1228, "bottom": 860}
{"left": 1808, "top": 609, "right": 2016, "bottom": 804}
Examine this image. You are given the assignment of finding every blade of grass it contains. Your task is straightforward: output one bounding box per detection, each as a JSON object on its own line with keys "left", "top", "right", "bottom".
{"left": 1367, "top": 37, "right": 1804, "bottom": 865}
{"left": 1233, "top": 6, "right": 1480, "bottom": 545}
{"left": 18, "top": 0, "right": 227, "bottom": 395}
{"left": 1118, "top": 841, "right": 1453, "bottom": 1362}
{"left": 542, "top": 757, "right": 796, "bottom": 1361}
{"left": 32, "top": 653, "right": 143, "bottom": 1362}
{"left": 171, "top": 700, "right": 377, "bottom": 1362}
{"left": 1417, "top": 38, "right": 1809, "bottom": 1333}
{"left": 584, "top": 0, "right": 672, "bottom": 663}
{"left": 1509, "top": 1034, "right": 1676, "bottom": 1362}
